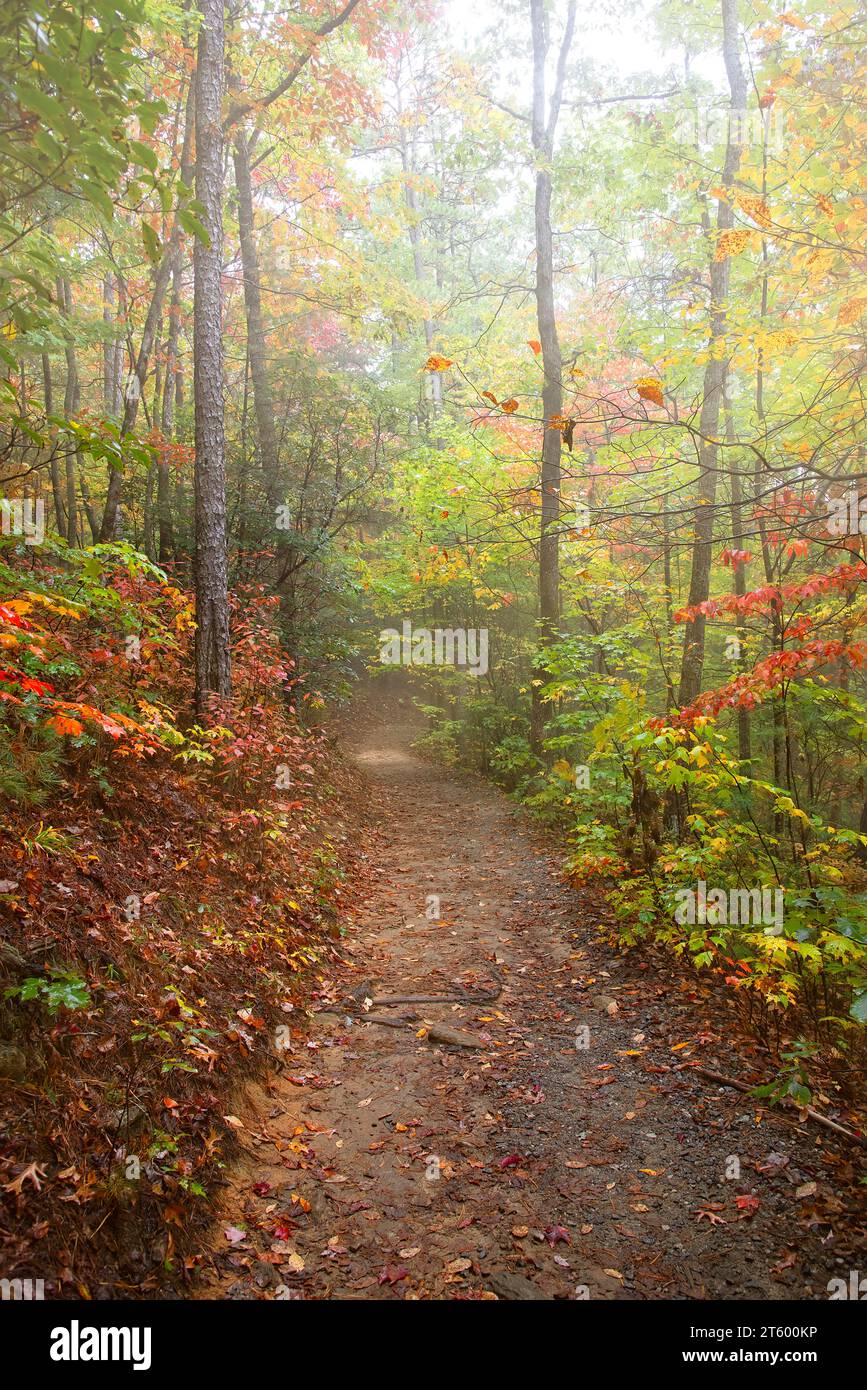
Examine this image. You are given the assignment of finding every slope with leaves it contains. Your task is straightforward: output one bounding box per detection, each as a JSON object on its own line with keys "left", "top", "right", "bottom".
{"left": 0, "top": 537, "right": 371, "bottom": 1295}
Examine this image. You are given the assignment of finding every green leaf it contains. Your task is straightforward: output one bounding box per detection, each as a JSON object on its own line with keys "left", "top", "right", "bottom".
{"left": 177, "top": 208, "right": 211, "bottom": 247}
{"left": 850, "top": 991, "right": 867, "bottom": 1024}
{"left": 141, "top": 221, "right": 162, "bottom": 265}
{"left": 78, "top": 179, "right": 114, "bottom": 223}
{"left": 129, "top": 139, "right": 158, "bottom": 173}
{"left": 42, "top": 973, "right": 90, "bottom": 1012}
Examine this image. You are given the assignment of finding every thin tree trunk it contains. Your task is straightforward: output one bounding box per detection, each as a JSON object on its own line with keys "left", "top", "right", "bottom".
{"left": 158, "top": 257, "right": 184, "bottom": 562}
{"left": 143, "top": 462, "right": 156, "bottom": 558}
{"left": 661, "top": 488, "right": 676, "bottom": 711}
{"left": 80, "top": 475, "right": 100, "bottom": 542}
{"left": 753, "top": 83, "right": 786, "bottom": 815}
{"left": 397, "top": 113, "right": 441, "bottom": 416}
{"left": 232, "top": 129, "right": 281, "bottom": 509}
{"left": 677, "top": 0, "right": 746, "bottom": 708}
{"left": 529, "top": 0, "right": 576, "bottom": 753}
{"left": 725, "top": 383, "right": 751, "bottom": 764}
{"left": 193, "top": 0, "right": 231, "bottom": 710}
{"left": 102, "top": 275, "right": 121, "bottom": 416}
{"left": 42, "top": 353, "right": 67, "bottom": 538}
{"left": 58, "top": 278, "right": 79, "bottom": 547}
{"left": 99, "top": 77, "right": 195, "bottom": 540}
{"left": 227, "top": 0, "right": 361, "bottom": 558}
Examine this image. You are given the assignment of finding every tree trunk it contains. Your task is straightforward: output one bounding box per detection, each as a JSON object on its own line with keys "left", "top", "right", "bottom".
{"left": 80, "top": 474, "right": 100, "bottom": 542}
{"left": 102, "top": 275, "right": 121, "bottom": 417}
{"left": 58, "top": 278, "right": 79, "bottom": 547}
{"left": 677, "top": 0, "right": 746, "bottom": 708}
{"left": 157, "top": 257, "right": 183, "bottom": 563}
{"left": 725, "top": 381, "right": 751, "bottom": 763}
{"left": 158, "top": 75, "right": 194, "bottom": 566}
{"left": 42, "top": 353, "right": 67, "bottom": 538}
{"left": 529, "top": 0, "right": 576, "bottom": 753}
{"left": 99, "top": 77, "right": 195, "bottom": 541}
{"left": 397, "top": 114, "right": 441, "bottom": 416}
{"left": 232, "top": 129, "right": 281, "bottom": 509}
{"left": 193, "top": 0, "right": 231, "bottom": 711}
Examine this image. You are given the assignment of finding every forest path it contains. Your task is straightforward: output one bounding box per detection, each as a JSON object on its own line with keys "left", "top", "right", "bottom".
{"left": 200, "top": 701, "right": 854, "bottom": 1300}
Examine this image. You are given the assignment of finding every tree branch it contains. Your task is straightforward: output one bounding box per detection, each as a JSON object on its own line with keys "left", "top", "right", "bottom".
{"left": 227, "top": 0, "right": 363, "bottom": 126}
{"left": 546, "top": 0, "right": 577, "bottom": 146}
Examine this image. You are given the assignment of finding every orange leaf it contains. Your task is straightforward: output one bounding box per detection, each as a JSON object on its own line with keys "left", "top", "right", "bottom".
{"left": 736, "top": 194, "right": 772, "bottom": 229}
{"left": 635, "top": 378, "right": 664, "bottom": 407}
{"left": 715, "top": 228, "right": 752, "bottom": 261}
{"left": 500, "top": 398, "right": 519, "bottom": 413}
{"left": 838, "top": 298, "right": 867, "bottom": 326}
{"left": 481, "top": 390, "right": 498, "bottom": 405}
{"left": 527, "top": 340, "right": 542, "bottom": 355}
{"left": 47, "top": 715, "right": 84, "bottom": 737}
{"left": 424, "top": 354, "right": 453, "bottom": 372}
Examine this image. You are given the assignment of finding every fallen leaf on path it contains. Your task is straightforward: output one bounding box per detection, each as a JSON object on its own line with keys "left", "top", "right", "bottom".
{"left": 757, "top": 1151, "right": 789, "bottom": 1173}
{"left": 4, "top": 1162, "right": 46, "bottom": 1195}
{"left": 695, "top": 1207, "right": 727, "bottom": 1226}
{"left": 544, "top": 1225, "right": 570, "bottom": 1247}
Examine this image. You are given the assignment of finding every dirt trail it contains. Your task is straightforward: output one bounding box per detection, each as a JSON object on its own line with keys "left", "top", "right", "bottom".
{"left": 201, "top": 706, "right": 862, "bottom": 1300}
